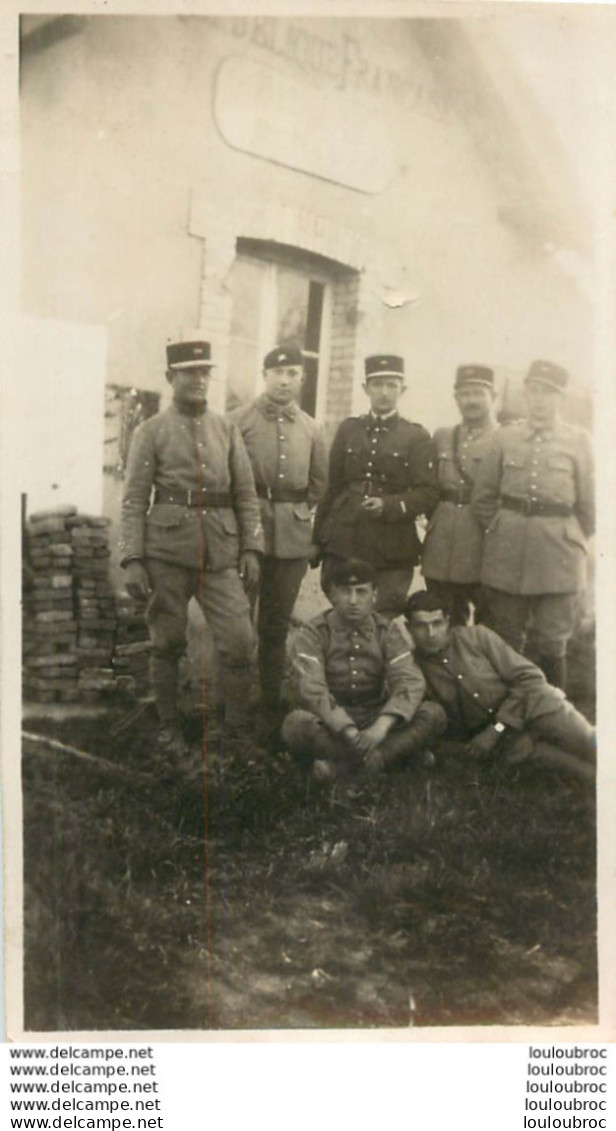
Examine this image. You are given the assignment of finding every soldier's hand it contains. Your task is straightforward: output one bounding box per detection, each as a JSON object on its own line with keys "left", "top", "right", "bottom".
{"left": 465, "top": 724, "right": 502, "bottom": 761}
{"left": 361, "top": 716, "right": 393, "bottom": 750}
{"left": 363, "top": 747, "right": 388, "bottom": 774}
{"left": 361, "top": 497, "right": 385, "bottom": 518}
{"left": 308, "top": 543, "right": 322, "bottom": 569}
{"left": 342, "top": 725, "right": 375, "bottom": 759}
{"left": 124, "top": 560, "right": 151, "bottom": 601}
{"left": 239, "top": 550, "right": 260, "bottom": 595}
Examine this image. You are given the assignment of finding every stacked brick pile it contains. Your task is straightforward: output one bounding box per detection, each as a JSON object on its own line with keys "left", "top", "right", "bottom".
{"left": 23, "top": 507, "right": 79, "bottom": 703}
{"left": 23, "top": 506, "right": 150, "bottom": 706}
{"left": 112, "top": 595, "right": 151, "bottom": 699}
{"left": 72, "top": 514, "right": 120, "bottom": 703}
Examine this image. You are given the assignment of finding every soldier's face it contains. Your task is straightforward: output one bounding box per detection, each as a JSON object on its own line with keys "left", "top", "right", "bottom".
{"left": 406, "top": 610, "right": 450, "bottom": 655}
{"left": 168, "top": 366, "right": 213, "bottom": 407}
{"left": 263, "top": 365, "right": 304, "bottom": 405}
{"left": 330, "top": 581, "right": 376, "bottom": 623}
{"left": 363, "top": 377, "right": 405, "bottom": 416}
{"left": 525, "top": 380, "right": 561, "bottom": 428}
{"left": 455, "top": 384, "right": 495, "bottom": 426}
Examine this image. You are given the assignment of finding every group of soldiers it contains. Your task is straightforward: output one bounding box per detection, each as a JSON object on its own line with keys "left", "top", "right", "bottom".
{"left": 120, "top": 340, "right": 595, "bottom": 783}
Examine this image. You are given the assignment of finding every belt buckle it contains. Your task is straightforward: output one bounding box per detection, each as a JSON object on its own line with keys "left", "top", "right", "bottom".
{"left": 186, "top": 488, "right": 194, "bottom": 507}
{"left": 457, "top": 487, "right": 466, "bottom": 507}
{"left": 266, "top": 486, "right": 273, "bottom": 501}
{"left": 522, "top": 497, "right": 533, "bottom": 516}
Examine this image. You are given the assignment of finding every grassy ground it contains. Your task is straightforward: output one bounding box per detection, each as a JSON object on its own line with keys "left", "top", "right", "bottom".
{"left": 23, "top": 666, "right": 596, "bottom": 1032}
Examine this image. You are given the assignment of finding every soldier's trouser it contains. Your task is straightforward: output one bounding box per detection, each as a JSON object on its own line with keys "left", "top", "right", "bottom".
{"left": 425, "top": 578, "right": 487, "bottom": 626}
{"left": 257, "top": 556, "right": 308, "bottom": 716}
{"left": 482, "top": 587, "right": 579, "bottom": 661}
{"left": 502, "top": 703, "right": 596, "bottom": 782}
{"left": 282, "top": 702, "right": 447, "bottom": 774}
{"left": 145, "top": 559, "right": 255, "bottom": 725}
{"left": 321, "top": 554, "right": 414, "bottom": 619}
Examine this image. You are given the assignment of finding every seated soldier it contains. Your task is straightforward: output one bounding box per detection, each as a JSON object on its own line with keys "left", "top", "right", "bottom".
{"left": 282, "top": 559, "right": 446, "bottom": 781}
{"left": 404, "top": 590, "right": 596, "bottom": 783}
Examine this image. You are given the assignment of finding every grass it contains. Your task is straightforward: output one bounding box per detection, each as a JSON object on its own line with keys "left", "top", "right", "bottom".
{"left": 22, "top": 704, "right": 596, "bottom": 1032}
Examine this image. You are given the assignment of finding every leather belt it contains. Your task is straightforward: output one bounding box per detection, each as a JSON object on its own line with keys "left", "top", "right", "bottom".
{"left": 256, "top": 486, "right": 308, "bottom": 503}
{"left": 153, "top": 488, "right": 232, "bottom": 507}
{"left": 501, "top": 495, "right": 573, "bottom": 518}
{"left": 441, "top": 487, "right": 472, "bottom": 506}
{"left": 347, "top": 480, "right": 393, "bottom": 496}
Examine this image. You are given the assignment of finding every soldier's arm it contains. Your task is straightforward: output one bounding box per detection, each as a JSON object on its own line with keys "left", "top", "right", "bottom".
{"left": 380, "top": 621, "right": 426, "bottom": 721}
{"left": 470, "top": 433, "right": 503, "bottom": 530}
{"left": 380, "top": 429, "right": 439, "bottom": 523}
{"left": 313, "top": 421, "right": 347, "bottom": 545}
{"left": 119, "top": 422, "right": 157, "bottom": 564}
{"left": 307, "top": 423, "right": 329, "bottom": 508}
{"left": 289, "top": 622, "right": 356, "bottom": 734}
{"left": 574, "top": 430, "right": 595, "bottom": 539}
{"left": 228, "top": 421, "right": 264, "bottom": 554}
{"left": 475, "top": 625, "right": 564, "bottom": 730}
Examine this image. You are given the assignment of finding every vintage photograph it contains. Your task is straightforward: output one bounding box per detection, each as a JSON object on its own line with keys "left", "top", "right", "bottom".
{"left": 16, "top": 8, "right": 609, "bottom": 1034}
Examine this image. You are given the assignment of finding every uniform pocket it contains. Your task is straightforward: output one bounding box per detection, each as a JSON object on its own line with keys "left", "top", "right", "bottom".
{"left": 344, "top": 446, "right": 365, "bottom": 479}
{"left": 563, "top": 517, "right": 588, "bottom": 553}
{"left": 292, "top": 503, "right": 311, "bottom": 522}
{"left": 146, "top": 504, "right": 183, "bottom": 529}
{"left": 220, "top": 513, "right": 239, "bottom": 538}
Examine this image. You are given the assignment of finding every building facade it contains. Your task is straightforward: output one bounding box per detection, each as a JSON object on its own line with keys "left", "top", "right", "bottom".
{"left": 21, "top": 14, "right": 593, "bottom": 575}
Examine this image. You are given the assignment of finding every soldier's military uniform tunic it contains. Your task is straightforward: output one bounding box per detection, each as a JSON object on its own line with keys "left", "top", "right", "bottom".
{"left": 314, "top": 412, "right": 438, "bottom": 616}
{"left": 471, "top": 420, "right": 594, "bottom": 660}
{"left": 230, "top": 393, "right": 327, "bottom": 718}
{"left": 282, "top": 609, "right": 446, "bottom": 772}
{"left": 421, "top": 421, "right": 498, "bottom": 623}
{"left": 120, "top": 402, "right": 263, "bottom": 725}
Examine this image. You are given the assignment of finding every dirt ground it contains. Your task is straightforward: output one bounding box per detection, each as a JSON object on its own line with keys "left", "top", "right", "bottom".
{"left": 22, "top": 615, "right": 597, "bottom": 1033}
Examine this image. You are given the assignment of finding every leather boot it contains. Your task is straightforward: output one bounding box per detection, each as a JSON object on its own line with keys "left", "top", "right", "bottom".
{"left": 538, "top": 655, "right": 567, "bottom": 690}
{"left": 220, "top": 663, "right": 266, "bottom": 761}
{"left": 377, "top": 702, "right": 447, "bottom": 770}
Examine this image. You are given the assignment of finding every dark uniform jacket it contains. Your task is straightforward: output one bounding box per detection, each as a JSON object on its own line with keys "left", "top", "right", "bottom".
{"left": 414, "top": 624, "right": 566, "bottom": 734}
{"left": 471, "top": 420, "right": 594, "bottom": 594}
{"left": 290, "top": 608, "right": 426, "bottom": 732}
{"left": 314, "top": 413, "right": 437, "bottom": 568}
{"left": 422, "top": 422, "right": 498, "bottom": 584}
{"left": 229, "top": 394, "right": 327, "bottom": 559}
{"left": 120, "top": 403, "right": 263, "bottom": 571}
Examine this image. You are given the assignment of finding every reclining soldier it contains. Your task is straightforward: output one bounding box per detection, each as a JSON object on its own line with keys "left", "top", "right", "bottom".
{"left": 282, "top": 559, "right": 446, "bottom": 781}
{"left": 404, "top": 590, "right": 595, "bottom": 783}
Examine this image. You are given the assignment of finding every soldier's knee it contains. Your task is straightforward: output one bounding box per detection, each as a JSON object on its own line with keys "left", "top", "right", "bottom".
{"left": 415, "top": 701, "right": 448, "bottom": 736}
{"left": 281, "top": 709, "right": 318, "bottom": 751}
{"left": 148, "top": 624, "right": 186, "bottom": 658}
{"left": 217, "top": 618, "right": 256, "bottom": 666}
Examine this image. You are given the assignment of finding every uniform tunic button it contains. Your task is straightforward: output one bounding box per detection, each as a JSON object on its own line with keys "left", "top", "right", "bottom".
{"left": 473, "top": 692, "right": 479, "bottom": 698}
{"left": 278, "top": 473, "right": 285, "bottom": 479}
{"left": 457, "top": 674, "right": 463, "bottom": 680}
{"left": 280, "top": 454, "right": 286, "bottom": 460}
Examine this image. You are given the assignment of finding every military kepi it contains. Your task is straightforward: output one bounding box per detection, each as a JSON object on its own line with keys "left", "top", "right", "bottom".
{"left": 525, "top": 359, "right": 569, "bottom": 392}
{"left": 365, "top": 355, "right": 405, "bottom": 380}
{"left": 167, "top": 340, "right": 215, "bottom": 369}
{"left": 328, "top": 557, "right": 377, "bottom": 588}
{"left": 455, "top": 364, "right": 494, "bottom": 390}
{"left": 264, "top": 344, "right": 304, "bottom": 369}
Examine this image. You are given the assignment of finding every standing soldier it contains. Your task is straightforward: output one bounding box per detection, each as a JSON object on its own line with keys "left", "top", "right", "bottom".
{"left": 120, "top": 340, "right": 264, "bottom": 764}
{"left": 230, "top": 344, "right": 328, "bottom": 747}
{"left": 421, "top": 365, "right": 498, "bottom": 625}
{"left": 471, "top": 359, "right": 594, "bottom": 689}
{"left": 313, "top": 355, "right": 438, "bottom": 618}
